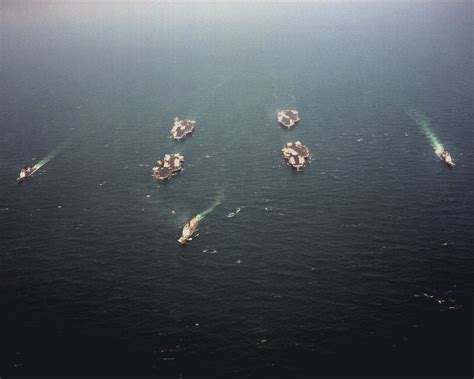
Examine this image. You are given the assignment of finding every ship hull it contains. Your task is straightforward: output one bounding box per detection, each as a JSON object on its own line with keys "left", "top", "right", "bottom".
{"left": 437, "top": 153, "right": 455, "bottom": 167}
{"left": 178, "top": 216, "right": 200, "bottom": 244}
{"left": 16, "top": 166, "right": 39, "bottom": 183}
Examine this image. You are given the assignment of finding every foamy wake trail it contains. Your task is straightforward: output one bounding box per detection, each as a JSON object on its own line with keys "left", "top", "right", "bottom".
{"left": 196, "top": 192, "right": 224, "bottom": 221}
{"left": 34, "top": 140, "right": 69, "bottom": 170}
{"left": 407, "top": 110, "right": 444, "bottom": 153}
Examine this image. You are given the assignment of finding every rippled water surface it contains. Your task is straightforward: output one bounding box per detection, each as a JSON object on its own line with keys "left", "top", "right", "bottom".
{"left": 1, "top": 2, "right": 472, "bottom": 377}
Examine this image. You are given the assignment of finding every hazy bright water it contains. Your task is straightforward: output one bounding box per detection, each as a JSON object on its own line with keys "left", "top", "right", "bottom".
{"left": 1, "top": 2, "right": 473, "bottom": 377}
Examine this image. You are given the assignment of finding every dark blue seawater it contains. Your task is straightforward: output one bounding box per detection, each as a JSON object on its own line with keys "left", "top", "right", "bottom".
{"left": 1, "top": 2, "right": 472, "bottom": 377}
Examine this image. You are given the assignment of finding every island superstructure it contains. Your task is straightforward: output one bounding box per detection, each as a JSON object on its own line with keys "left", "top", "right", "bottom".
{"left": 152, "top": 153, "right": 184, "bottom": 181}
{"left": 170, "top": 118, "right": 196, "bottom": 141}
{"left": 282, "top": 141, "right": 310, "bottom": 171}
{"left": 277, "top": 110, "right": 300, "bottom": 129}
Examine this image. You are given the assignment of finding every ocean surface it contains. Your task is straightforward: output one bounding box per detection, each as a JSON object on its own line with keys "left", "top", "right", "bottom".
{"left": 0, "top": 2, "right": 472, "bottom": 377}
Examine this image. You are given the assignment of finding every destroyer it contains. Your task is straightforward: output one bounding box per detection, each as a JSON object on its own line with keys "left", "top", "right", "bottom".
{"left": 170, "top": 117, "right": 196, "bottom": 141}
{"left": 16, "top": 165, "right": 39, "bottom": 183}
{"left": 437, "top": 149, "right": 455, "bottom": 167}
{"left": 152, "top": 153, "right": 184, "bottom": 181}
{"left": 277, "top": 110, "right": 300, "bottom": 129}
{"left": 282, "top": 141, "right": 310, "bottom": 171}
{"left": 178, "top": 215, "right": 200, "bottom": 244}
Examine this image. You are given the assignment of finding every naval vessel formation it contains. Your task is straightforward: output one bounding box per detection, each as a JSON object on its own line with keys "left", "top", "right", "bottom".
{"left": 16, "top": 107, "right": 456, "bottom": 245}
{"left": 276, "top": 109, "right": 311, "bottom": 171}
